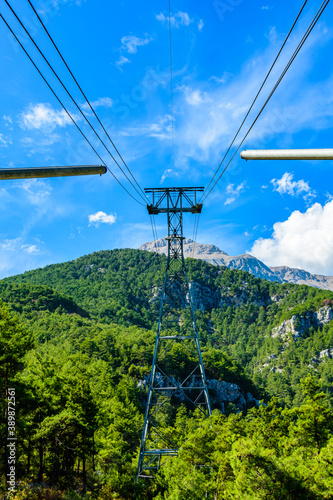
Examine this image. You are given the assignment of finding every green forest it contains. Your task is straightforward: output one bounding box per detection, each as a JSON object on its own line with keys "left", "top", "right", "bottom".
{"left": 1, "top": 248, "right": 333, "bottom": 499}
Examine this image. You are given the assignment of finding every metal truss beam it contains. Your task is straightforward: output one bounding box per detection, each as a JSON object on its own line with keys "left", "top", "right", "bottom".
{"left": 136, "top": 187, "right": 211, "bottom": 481}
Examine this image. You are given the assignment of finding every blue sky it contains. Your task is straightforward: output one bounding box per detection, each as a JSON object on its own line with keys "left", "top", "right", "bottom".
{"left": 1, "top": 0, "right": 333, "bottom": 278}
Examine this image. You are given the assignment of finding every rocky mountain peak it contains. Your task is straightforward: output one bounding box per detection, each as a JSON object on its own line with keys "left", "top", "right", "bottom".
{"left": 140, "top": 238, "right": 229, "bottom": 258}
{"left": 139, "top": 238, "right": 333, "bottom": 292}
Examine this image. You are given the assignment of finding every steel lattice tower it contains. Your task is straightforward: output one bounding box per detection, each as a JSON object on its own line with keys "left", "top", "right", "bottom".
{"left": 136, "top": 187, "right": 212, "bottom": 480}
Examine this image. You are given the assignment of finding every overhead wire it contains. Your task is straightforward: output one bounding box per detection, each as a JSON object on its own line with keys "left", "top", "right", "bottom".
{"left": 168, "top": 0, "right": 175, "bottom": 169}
{"left": 3, "top": 1, "right": 327, "bottom": 211}
{"left": 25, "top": 0, "right": 148, "bottom": 204}
{"left": 190, "top": 213, "right": 201, "bottom": 260}
{"left": 202, "top": 0, "right": 330, "bottom": 202}
{"left": 146, "top": 0, "right": 176, "bottom": 281}
{"left": 201, "top": 0, "right": 308, "bottom": 202}
{"left": 0, "top": 13, "right": 146, "bottom": 206}
{"left": 1, "top": 1, "right": 146, "bottom": 205}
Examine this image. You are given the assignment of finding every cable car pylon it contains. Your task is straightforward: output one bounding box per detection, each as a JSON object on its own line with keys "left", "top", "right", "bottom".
{"left": 136, "top": 187, "right": 212, "bottom": 480}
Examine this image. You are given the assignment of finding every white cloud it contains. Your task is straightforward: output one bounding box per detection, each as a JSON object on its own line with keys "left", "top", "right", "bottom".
{"left": 265, "top": 26, "right": 278, "bottom": 44}
{"left": 209, "top": 72, "right": 233, "bottom": 84}
{"left": 271, "top": 172, "right": 316, "bottom": 202}
{"left": 88, "top": 211, "right": 117, "bottom": 227}
{"left": 52, "top": 0, "right": 85, "bottom": 7}
{"left": 160, "top": 168, "right": 178, "bottom": 184}
{"left": 19, "top": 103, "right": 73, "bottom": 131}
{"left": 176, "top": 11, "right": 192, "bottom": 26}
{"left": 261, "top": 5, "right": 272, "bottom": 10}
{"left": 181, "top": 87, "right": 211, "bottom": 106}
{"left": 156, "top": 13, "right": 167, "bottom": 23}
{"left": 250, "top": 200, "right": 333, "bottom": 275}
{"left": 168, "top": 23, "right": 333, "bottom": 167}
{"left": 116, "top": 55, "right": 131, "bottom": 70}
{"left": 3, "top": 115, "right": 12, "bottom": 124}
{"left": 224, "top": 182, "right": 246, "bottom": 205}
{"left": 20, "top": 134, "right": 61, "bottom": 151}
{"left": 198, "top": 19, "right": 204, "bottom": 31}
{"left": 0, "top": 133, "right": 11, "bottom": 146}
{"left": 120, "top": 115, "right": 173, "bottom": 141}
{"left": 0, "top": 237, "right": 41, "bottom": 261}
{"left": 120, "top": 35, "right": 152, "bottom": 54}
{"left": 156, "top": 11, "right": 193, "bottom": 28}
{"left": 16, "top": 179, "right": 52, "bottom": 206}
{"left": 0, "top": 238, "right": 20, "bottom": 251}
{"left": 20, "top": 244, "right": 40, "bottom": 254}
{"left": 82, "top": 97, "right": 113, "bottom": 111}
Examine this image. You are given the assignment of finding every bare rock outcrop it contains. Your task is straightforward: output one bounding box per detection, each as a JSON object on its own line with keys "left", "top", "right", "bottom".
{"left": 272, "top": 306, "right": 333, "bottom": 341}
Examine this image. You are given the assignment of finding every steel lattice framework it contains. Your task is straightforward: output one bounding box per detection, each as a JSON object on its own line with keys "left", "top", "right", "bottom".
{"left": 136, "top": 187, "right": 212, "bottom": 480}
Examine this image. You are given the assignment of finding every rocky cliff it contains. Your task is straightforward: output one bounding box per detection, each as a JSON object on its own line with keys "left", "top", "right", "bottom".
{"left": 271, "top": 306, "right": 333, "bottom": 342}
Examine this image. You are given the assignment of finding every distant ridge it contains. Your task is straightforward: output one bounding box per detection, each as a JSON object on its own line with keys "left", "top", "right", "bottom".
{"left": 139, "top": 238, "right": 333, "bottom": 292}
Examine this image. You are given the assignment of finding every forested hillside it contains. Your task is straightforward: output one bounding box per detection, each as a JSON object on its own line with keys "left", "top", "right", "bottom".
{"left": 1, "top": 248, "right": 333, "bottom": 499}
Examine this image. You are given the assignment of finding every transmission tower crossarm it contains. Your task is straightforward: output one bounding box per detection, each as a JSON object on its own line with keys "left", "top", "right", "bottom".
{"left": 0, "top": 165, "right": 106, "bottom": 180}
{"left": 145, "top": 187, "right": 204, "bottom": 214}
{"left": 240, "top": 148, "right": 333, "bottom": 160}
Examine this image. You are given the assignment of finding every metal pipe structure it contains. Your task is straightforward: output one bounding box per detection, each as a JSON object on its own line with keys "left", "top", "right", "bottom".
{"left": 136, "top": 187, "right": 211, "bottom": 481}
{"left": 0, "top": 165, "right": 106, "bottom": 180}
{"left": 240, "top": 149, "right": 333, "bottom": 160}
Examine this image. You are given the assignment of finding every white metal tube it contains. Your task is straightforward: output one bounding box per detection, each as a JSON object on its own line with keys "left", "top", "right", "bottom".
{"left": 240, "top": 149, "right": 333, "bottom": 160}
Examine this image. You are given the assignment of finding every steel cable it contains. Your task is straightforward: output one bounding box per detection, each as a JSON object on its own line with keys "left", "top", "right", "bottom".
{"left": 202, "top": 0, "right": 330, "bottom": 202}
{"left": 168, "top": 0, "right": 175, "bottom": 169}
{"left": 201, "top": 0, "right": 309, "bottom": 202}
{"left": 26, "top": 0, "right": 148, "bottom": 203}
{"left": 3, "top": 0, "right": 147, "bottom": 204}
{"left": 0, "top": 12, "right": 145, "bottom": 206}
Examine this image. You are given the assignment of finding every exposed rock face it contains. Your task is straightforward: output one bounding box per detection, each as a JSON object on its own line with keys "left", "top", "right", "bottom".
{"left": 272, "top": 315, "right": 313, "bottom": 341}
{"left": 149, "top": 278, "right": 270, "bottom": 312}
{"left": 271, "top": 266, "right": 333, "bottom": 291}
{"left": 319, "top": 348, "right": 333, "bottom": 358}
{"left": 188, "top": 279, "right": 271, "bottom": 310}
{"left": 138, "top": 374, "right": 259, "bottom": 412}
{"left": 272, "top": 306, "right": 333, "bottom": 341}
{"left": 316, "top": 306, "right": 333, "bottom": 324}
{"left": 207, "top": 379, "right": 259, "bottom": 412}
{"left": 140, "top": 238, "right": 279, "bottom": 283}
{"left": 140, "top": 238, "right": 333, "bottom": 291}
{"left": 140, "top": 238, "right": 229, "bottom": 263}
{"left": 187, "top": 281, "right": 219, "bottom": 311}
{"left": 222, "top": 254, "right": 278, "bottom": 282}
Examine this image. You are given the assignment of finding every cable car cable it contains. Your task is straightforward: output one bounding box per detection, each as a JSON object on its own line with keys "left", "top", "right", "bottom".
{"left": 168, "top": 0, "right": 175, "bottom": 169}
{"left": 25, "top": 0, "right": 147, "bottom": 202}
{"left": 0, "top": 13, "right": 145, "bottom": 206}
{"left": 3, "top": 0, "right": 147, "bottom": 204}
{"left": 201, "top": 0, "right": 308, "bottom": 202}
{"left": 202, "top": 0, "right": 330, "bottom": 202}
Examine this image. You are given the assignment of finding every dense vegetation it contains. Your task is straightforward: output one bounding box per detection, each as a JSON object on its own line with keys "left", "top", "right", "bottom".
{"left": 1, "top": 248, "right": 333, "bottom": 498}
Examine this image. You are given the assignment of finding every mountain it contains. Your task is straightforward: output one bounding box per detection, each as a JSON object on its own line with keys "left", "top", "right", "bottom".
{"left": 140, "top": 238, "right": 333, "bottom": 291}
{"left": 270, "top": 265, "right": 333, "bottom": 291}
{"left": 3, "top": 247, "right": 333, "bottom": 408}
{"left": 1, "top": 248, "right": 333, "bottom": 498}
{"left": 140, "top": 238, "right": 279, "bottom": 281}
